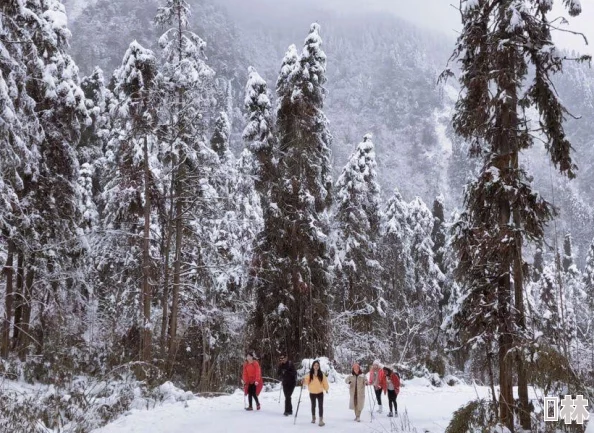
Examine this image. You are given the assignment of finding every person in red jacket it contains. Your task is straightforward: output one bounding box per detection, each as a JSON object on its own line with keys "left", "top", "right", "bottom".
{"left": 382, "top": 366, "right": 401, "bottom": 417}
{"left": 242, "top": 351, "right": 263, "bottom": 411}
{"left": 368, "top": 360, "right": 386, "bottom": 413}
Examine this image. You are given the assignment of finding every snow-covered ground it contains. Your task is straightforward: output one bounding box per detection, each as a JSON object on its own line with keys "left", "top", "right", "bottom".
{"left": 92, "top": 377, "right": 493, "bottom": 433}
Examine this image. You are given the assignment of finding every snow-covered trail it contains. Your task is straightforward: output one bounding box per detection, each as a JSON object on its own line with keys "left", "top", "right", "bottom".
{"left": 93, "top": 379, "right": 492, "bottom": 433}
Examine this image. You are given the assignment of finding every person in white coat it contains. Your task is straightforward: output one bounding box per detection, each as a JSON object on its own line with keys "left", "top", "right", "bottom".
{"left": 345, "top": 363, "right": 369, "bottom": 422}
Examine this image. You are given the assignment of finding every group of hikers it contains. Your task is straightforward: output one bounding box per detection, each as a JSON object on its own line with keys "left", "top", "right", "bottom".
{"left": 241, "top": 351, "right": 401, "bottom": 427}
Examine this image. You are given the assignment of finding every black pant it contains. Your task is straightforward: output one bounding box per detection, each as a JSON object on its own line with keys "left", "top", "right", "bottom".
{"left": 248, "top": 383, "right": 259, "bottom": 407}
{"left": 310, "top": 392, "right": 324, "bottom": 417}
{"left": 375, "top": 388, "right": 382, "bottom": 406}
{"left": 283, "top": 384, "right": 295, "bottom": 413}
{"left": 388, "top": 389, "right": 397, "bottom": 413}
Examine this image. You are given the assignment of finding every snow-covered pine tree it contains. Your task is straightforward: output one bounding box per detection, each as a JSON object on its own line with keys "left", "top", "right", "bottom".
{"left": 0, "top": 0, "right": 41, "bottom": 358}
{"left": 154, "top": 0, "right": 216, "bottom": 367}
{"left": 104, "top": 40, "right": 161, "bottom": 362}
{"left": 432, "top": 195, "right": 449, "bottom": 322}
{"left": 559, "top": 233, "right": 588, "bottom": 369}
{"left": 583, "top": 239, "right": 594, "bottom": 375}
{"left": 381, "top": 188, "right": 410, "bottom": 303}
{"left": 332, "top": 134, "right": 383, "bottom": 358}
{"left": 251, "top": 24, "right": 333, "bottom": 365}
{"left": 79, "top": 67, "right": 113, "bottom": 232}
{"left": 10, "top": 0, "right": 89, "bottom": 360}
{"left": 242, "top": 66, "right": 276, "bottom": 196}
{"left": 210, "top": 111, "right": 232, "bottom": 163}
{"left": 379, "top": 188, "right": 411, "bottom": 360}
{"left": 443, "top": 1, "right": 587, "bottom": 429}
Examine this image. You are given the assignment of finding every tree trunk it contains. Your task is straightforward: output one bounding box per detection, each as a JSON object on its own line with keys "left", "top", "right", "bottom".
{"left": 142, "top": 136, "right": 152, "bottom": 362}
{"left": 513, "top": 206, "right": 531, "bottom": 430}
{"left": 167, "top": 2, "right": 185, "bottom": 371}
{"left": 160, "top": 145, "right": 176, "bottom": 351}
{"left": 486, "top": 344, "right": 498, "bottom": 412}
{"left": 168, "top": 165, "right": 184, "bottom": 370}
{"left": 1, "top": 241, "right": 15, "bottom": 358}
{"left": 498, "top": 271, "right": 514, "bottom": 432}
{"left": 16, "top": 262, "right": 35, "bottom": 360}
{"left": 12, "top": 252, "right": 24, "bottom": 348}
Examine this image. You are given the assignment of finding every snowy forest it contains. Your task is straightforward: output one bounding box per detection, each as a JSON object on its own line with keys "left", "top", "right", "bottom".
{"left": 1, "top": 0, "right": 594, "bottom": 432}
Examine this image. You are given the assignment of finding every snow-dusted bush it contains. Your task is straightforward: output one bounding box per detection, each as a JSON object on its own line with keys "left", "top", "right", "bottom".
{"left": 444, "top": 374, "right": 463, "bottom": 386}
{"left": 297, "top": 357, "right": 338, "bottom": 383}
{"left": 445, "top": 399, "right": 500, "bottom": 433}
{"left": 0, "top": 379, "right": 137, "bottom": 433}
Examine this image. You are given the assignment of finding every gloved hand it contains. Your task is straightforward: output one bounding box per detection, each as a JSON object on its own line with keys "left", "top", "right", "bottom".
{"left": 255, "top": 381, "right": 259, "bottom": 386}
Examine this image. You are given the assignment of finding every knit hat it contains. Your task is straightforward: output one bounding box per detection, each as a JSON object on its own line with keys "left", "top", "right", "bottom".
{"left": 373, "top": 359, "right": 380, "bottom": 366}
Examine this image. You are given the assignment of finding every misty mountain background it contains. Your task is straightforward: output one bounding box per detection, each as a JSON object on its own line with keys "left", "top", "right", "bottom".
{"left": 65, "top": 0, "right": 594, "bottom": 265}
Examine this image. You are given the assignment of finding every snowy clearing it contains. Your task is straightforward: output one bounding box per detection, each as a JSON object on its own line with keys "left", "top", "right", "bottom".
{"left": 93, "top": 379, "right": 493, "bottom": 433}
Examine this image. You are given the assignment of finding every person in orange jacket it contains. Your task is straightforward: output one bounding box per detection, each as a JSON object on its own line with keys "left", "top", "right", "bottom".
{"left": 302, "top": 359, "right": 329, "bottom": 426}
{"left": 242, "top": 351, "right": 263, "bottom": 411}
{"left": 382, "top": 365, "right": 401, "bottom": 417}
{"left": 367, "top": 360, "right": 386, "bottom": 413}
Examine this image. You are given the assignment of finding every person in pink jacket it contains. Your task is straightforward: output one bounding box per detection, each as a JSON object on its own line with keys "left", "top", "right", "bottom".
{"left": 367, "top": 360, "right": 386, "bottom": 413}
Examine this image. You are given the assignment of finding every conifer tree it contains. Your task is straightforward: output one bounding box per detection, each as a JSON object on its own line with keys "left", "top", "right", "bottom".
{"left": 154, "top": 0, "right": 215, "bottom": 364}
{"left": 251, "top": 24, "right": 333, "bottom": 364}
{"left": 0, "top": 1, "right": 41, "bottom": 357}
{"left": 443, "top": 0, "right": 587, "bottom": 429}
{"left": 211, "top": 111, "right": 232, "bottom": 163}
{"left": 334, "top": 134, "right": 382, "bottom": 333}
{"left": 104, "top": 41, "right": 161, "bottom": 362}
{"left": 10, "top": 0, "right": 88, "bottom": 358}
{"left": 242, "top": 66, "right": 276, "bottom": 195}
{"left": 432, "top": 195, "right": 449, "bottom": 322}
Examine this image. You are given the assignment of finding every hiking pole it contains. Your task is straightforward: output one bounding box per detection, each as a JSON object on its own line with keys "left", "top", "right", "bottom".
{"left": 367, "top": 385, "right": 374, "bottom": 423}
{"left": 294, "top": 382, "right": 304, "bottom": 424}
{"left": 278, "top": 384, "right": 282, "bottom": 404}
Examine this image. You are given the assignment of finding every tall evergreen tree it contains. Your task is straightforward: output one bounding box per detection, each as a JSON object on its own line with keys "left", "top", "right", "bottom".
{"left": 210, "top": 111, "right": 232, "bottom": 163}
{"left": 10, "top": 0, "right": 88, "bottom": 359}
{"left": 432, "top": 195, "right": 449, "bottom": 322}
{"left": 443, "top": 0, "right": 587, "bottom": 429}
{"left": 333, "top": 134, "right": 382, "bottom": 336}
{"left": 251, "top": 24, "right": 333, "bottom": 365}
{"left": 103, "top": 41, "right": 160, "bottom": 362}
{"left": 562, "top": 233, "right": 574, "bottom": 272}
{"left": 154, "top": 0, "right": 215, "bottom": 365}
{"left": 0, "top": 0, "right": 42, "bottom": 358}
{"left": 242, "top": 66, "right": 276, "bottom": 195}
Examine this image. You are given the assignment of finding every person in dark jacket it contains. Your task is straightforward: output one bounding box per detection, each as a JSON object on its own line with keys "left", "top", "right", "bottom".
{"left": 277, "top": 353, "right": 297, "bottom": 416}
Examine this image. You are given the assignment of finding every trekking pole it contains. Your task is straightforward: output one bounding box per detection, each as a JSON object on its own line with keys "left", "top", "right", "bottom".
{"left": 294, "top": 381, "right": 304, "bottom": 424}
{"left": 367, "top": 385, "right": 374, "bottom": 423}
{"left": 278, "top": 384, "right": 282, "bottom": 404}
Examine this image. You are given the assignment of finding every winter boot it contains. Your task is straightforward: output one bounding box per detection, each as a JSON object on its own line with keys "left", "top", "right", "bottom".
{"left": 388, "top": 412, "right": 393, "bottom": 417}
{"left": 257, "top": 404, "right": 261, "bottom": 410}
{"left": 245, "top": 407, "right": 253, "bottom": 411}
{"left": 319, "top": 418, "right": 325, "bottom": 426}
{"left": 355, "top": 416, "right": 360, "bottom": 422}
{"left": 311, "top": 416, "right": 316, "bottom": 424}
{"left": 377, "top": 405, "right": 383, "bottom": 414}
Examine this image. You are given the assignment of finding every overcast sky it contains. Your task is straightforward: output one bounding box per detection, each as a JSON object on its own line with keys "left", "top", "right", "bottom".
{"left": 221, "top": 0, "right": 593, "bottom": 52}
